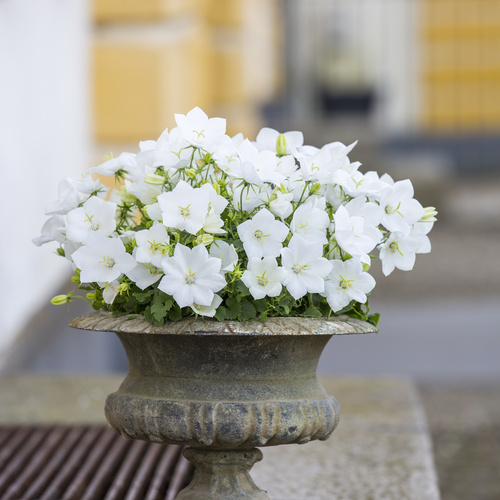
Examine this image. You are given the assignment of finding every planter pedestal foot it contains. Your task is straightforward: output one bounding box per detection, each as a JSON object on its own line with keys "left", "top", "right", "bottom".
{"left": 177, "top": 448, "right": 270, "bottom": 500}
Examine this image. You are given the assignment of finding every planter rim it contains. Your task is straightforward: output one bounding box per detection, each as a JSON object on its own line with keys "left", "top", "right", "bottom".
{"left": 70, "top": 311, "right": 377, "bottom": 336}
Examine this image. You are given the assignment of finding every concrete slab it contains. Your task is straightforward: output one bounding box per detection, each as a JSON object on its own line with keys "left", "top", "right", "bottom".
{"left": 0, "top": 376, "right": 440, "bottom": 499}
{"left": 253, "top": 377, "right": 440, "bottom": 500}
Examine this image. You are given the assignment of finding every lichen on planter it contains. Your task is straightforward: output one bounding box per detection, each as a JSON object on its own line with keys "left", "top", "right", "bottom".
{"left": 71, "top": 311, "right": 376, "bottom": 499}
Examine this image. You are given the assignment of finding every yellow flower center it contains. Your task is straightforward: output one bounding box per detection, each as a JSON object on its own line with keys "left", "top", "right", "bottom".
{"left": 179, "top": 204, "right": 191, "bottom": 218}
{"left": 101, "top": 256, "right": 115, "bottom": 268}
{"left": 292, "top": 263, "right": 307, "bottom": 275}
{"left": 254, "top": 230, "right": 270, "bottom": 244}
{"left": 185, "top": 269, "right": 196, "bottom": 285}
{"left": 338, "top": 274, "right": 353, "bottom": 290}
{"left": 257, "top": 271, "right": 269, "bottom": 287}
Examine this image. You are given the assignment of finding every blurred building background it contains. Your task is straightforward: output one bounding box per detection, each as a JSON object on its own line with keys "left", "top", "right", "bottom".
{"left": 2, "top": 0, "right": 499, "bottom": 370}
{"left": 1, "top": 1, "right": 500, "bottom": 498}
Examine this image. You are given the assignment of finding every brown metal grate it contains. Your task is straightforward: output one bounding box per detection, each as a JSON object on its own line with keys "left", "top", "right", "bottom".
{"left": 0, "top": 425, "right": 193, "bottom": 500}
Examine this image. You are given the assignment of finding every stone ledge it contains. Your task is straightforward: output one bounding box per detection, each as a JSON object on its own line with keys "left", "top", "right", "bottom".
{"left": 254, "top": 378, "right": 440, "bottom": 500}
{"left": 0, "top": 376, "right": 440, "bottom": 499}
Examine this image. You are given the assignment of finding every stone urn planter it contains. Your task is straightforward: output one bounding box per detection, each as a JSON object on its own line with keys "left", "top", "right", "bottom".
{"left": 71, "top": 311, "right": 375, "bottom": 499}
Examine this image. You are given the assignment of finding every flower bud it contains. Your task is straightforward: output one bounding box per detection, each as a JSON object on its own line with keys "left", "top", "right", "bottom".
{"left": 118, "top": 283, "right": 130, "bottom": 294}
{"left": 118, "top": 186, "right": 136, "bottom": 203}
{"left": 196, "top": 233, "right": 214, "bottom": 246}
{"left": 420, "top": 206, "right": 438, "bottom": 223}
{"left": 51, "top": 294, "right": 69, "bottom": 305}
{"left": 212, "top": 182, "right": 221, "bottom": 195}
{"left": 310, "top": 183, "right": 321, "bottom": 195}
{"left": 56, "top": 247, "right": 65, "bottom": 257}
{"left": 144, "top": 173, "right": 165, "bottom": 185}
{"left": 276, "top": 133, "right": 287, "bottom": 156}
{"left": 71, "top": 275, "right": 80, "bottom": 284}
{"left": 231, "top": 268, "right": 244, "bottom": 281}
{"left": 86, "top": 293, "right": 96, "bottom": 301}
{"left": 186, "top": 168, "right": 197, "bottom": 179}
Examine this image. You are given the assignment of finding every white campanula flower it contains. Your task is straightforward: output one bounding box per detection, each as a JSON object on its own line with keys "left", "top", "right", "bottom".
{"left": 74, "top": 174, "right": 108, "bottom": 198}
{"left": 297, "top": 146, "right": 335, "bottom": 182}
{"left": 202, "top": 213, "right": 226, "bottom": 234}
{"left": 362, "top": 171, "right": 394, "bottom": 201}
{"left": 45, "top": 177, "right": 81, "bottom": 215}
{"left": 134, "top": 223, "right": 170, "bottom": 267}
{"left": 237, "top": 208, "right": 289, "bottom": 258}
{"left": 209, "top": 240, "right": 238, "bottom": 273}
{"left": 99, "top": 280, "right": 120, "bottom": 305}
{"left": 324, "top": 183, "right": 346, "bottom": 209}
{"left": 158, "top": 180, "right": 210, "bottom": 235}
{"left": 125, "top": 262, "right": 163, "bottom": 290}
{"left": 123, "top": 153, "right": 162, "bottom": 205}
{"left": 200, "top": 183, "right": 228, "bottom": 234}
{"left": 325, "top": 140, "right": 358, "bottom": 167}
{"left": 345, "top": 196, "right": 384, "bottom": 228}
{"left": 33, "top": 215, "right": 66, "bottom": 246}
{"left": 36, "top": 106, "right": 434, "bottom": 323}
{"left": 231, "top": 184, "right": 268, "bottom": 212}
{"left": 242, "top": 257, "right": 288, "bottom": 300}
{"left": 145, "top": 202, "right": 162, "bottom": 222}
{"left": 378, "top": 231, "right": 422, "bottom": 276}
{"left": 175, "top": 106, "right": 226, "bottom": 149}
{"left": 62, "top": 240, "right": 82, "bottom": 261}
{"left": 291, "top": 198, "right": 330, "bottom": 244}
{"left": 281, "top": 235, "right": 332, "bottom": 299}
{"left": 333, "top": 204, "right": 380, "bottom": 262}
{"left": 411, "top": 220, "right": 434, "bottom": 253}
{"left": 332, "top": 169, "right": 387, "bottom": 199}
{"left": 213, "top": 142, "right": 242, "bottom": 178}
{"left": 66, "top": 196, "right": 117, "bottom": 244}
{"left": 190, "top": 294, "right": 223, "bottom": 317}
{"left": 152, "top": 127, "right": 192, "bottom": 171}
{"left": 88, "top": 152, "right": 138, "bottom": 177}
{"left": 159, "top": 244, "right": 226, "bottom": 308}
{"left": 255, "top": 127, "right": 304, "bottom": 155}
{"left": 379, "top": 179, "right": 425, "bottom": 234}
{"left": 322, "top": 258, "right": 375, "bottom": 312}
{"left": 237, "top": 139, "right": 286, "bottom": 185}
{"left": 71, "top": 233, "right": 136, "bottom": 283}
{"left": 126, "top": 179, "right": 162, "bottom": 206}
{"left": 269, "top": 189, "right": 294, "bottom": 220}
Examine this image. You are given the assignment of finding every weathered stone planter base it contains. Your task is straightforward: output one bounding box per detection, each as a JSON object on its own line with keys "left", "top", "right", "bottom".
{"left": 177, "top": 448, "right": 270, "bottom": 500}
{"left": 69, "top": 312, "right": 377, "bottom": 500}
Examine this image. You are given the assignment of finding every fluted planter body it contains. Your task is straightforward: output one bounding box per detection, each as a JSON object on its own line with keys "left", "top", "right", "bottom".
{"left": 71, "top": 312, "right": 375, "bottom": 499}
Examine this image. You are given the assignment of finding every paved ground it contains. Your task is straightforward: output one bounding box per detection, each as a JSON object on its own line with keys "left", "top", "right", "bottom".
{"left": 419, "top": 382, "right": 500, "bottom": 500}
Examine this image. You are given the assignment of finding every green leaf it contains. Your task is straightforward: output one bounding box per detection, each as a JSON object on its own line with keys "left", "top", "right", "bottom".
{"left": 367, "top": 313, "right": 381, "bottom": 327}
{"left": 143, "top": 308, "right": 154, "bottom": 324}
{"left": 225, "top": 297, "right": 241, "bottom": 320}
{"left": 240, "top": 300, "right": 256, "bottom": 321}
{"left": 168, "top": 304, "right": 182, "bottom": 321}
{"left": 235, "top": 280, "right": 250, "bottom": 297}
{"left": 133, "top": 289, "right": 154, "bottom": 304}
{"left": 214, "top": 306, "right": 227, "bottom": 322}
{"left": 303, "top": 305, "right": 322, "bottom": 318}
{"left": 150, "top": 298, "right": 173, "bottom": 323}
{"left": 254, "top": 299, "right": 267, "bottom": 313}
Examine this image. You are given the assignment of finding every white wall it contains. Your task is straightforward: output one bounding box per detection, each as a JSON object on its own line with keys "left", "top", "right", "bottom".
{"left": 0, "top": 0, "right": 90, "bottom": 365}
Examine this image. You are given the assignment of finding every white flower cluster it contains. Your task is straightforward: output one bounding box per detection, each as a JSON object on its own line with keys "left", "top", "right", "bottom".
{"left": 35, "top": 107, "right": 436, "bottom": 320}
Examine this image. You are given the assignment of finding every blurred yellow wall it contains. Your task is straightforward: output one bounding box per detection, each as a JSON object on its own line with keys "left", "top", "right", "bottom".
{"left": 420, "top": 0, "right": 500, "bottom": 131}
{"left": 92, "top": 0, "right": 281, "bottom": 142}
